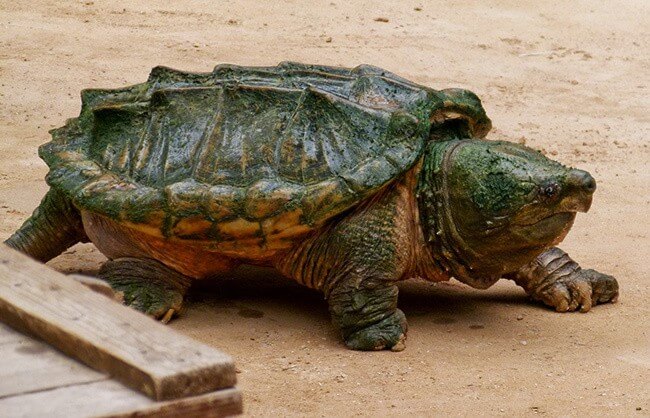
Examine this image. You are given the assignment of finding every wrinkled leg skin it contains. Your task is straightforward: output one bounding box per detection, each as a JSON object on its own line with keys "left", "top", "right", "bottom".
{"left": 98, "top": 258, "right": 192, "bottom": 323}
{"left": 510, "top": 247, "right": 619, "bottom": 312}
{"left": 276, "top": 185, "right": 411, "bottom": 351}
{"left": 329, "top": 280, "right": 408, "bottom": 351}
{"left": 4, "top": 189, "right": 86, "bottom": 262}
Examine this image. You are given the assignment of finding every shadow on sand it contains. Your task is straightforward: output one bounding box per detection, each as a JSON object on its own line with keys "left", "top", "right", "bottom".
{"left": 187, "top": 265, "right": 537, "bottom": 329}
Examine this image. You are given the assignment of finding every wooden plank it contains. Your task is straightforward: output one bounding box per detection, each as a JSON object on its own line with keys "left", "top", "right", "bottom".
{"left": 0, "top": 380, "right": 242, "bottom": 418}
{"left": 0, "top": 322, "right": 242, "bottom": 416}
{"left": 0, "top": 245, "right": 237, "bottom": 401}
{"left": 0, "top": 323, "right": 107, "bottom": 397}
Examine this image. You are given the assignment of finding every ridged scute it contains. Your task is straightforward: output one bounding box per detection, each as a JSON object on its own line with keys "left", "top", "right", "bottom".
{"left": 40, "top": 63, "right": 491, "bottom": 242}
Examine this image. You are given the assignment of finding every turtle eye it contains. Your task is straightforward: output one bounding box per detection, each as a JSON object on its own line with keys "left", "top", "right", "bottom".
{"left": 540, "top": 183, "right": 560, "bottom": 200}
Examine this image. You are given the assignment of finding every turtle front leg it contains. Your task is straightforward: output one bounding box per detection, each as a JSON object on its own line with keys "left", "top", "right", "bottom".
{"left": 275, "top": 180, "right": 414, "bottom": 351}
{"left": 328, "top": 277, "right": 407, "bottom": 351}
{"left": 98, "top": 257, "right": 192, "bottom": 323}
{"left": 509, "top": 247, "right": 619, "bottom": 312}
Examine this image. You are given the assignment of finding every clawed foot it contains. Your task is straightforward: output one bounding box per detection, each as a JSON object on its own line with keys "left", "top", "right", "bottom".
{"left": 531, "top": 269, "right": 619, "bottom": 313}
{"left": 343, "top": 309, "right": 408, "bottom": 351}
{"left": 105, "top": 276, "right": 184, "bottom": 322}
{"left": 98, "top": 258, "right": 189, "bottom": 323}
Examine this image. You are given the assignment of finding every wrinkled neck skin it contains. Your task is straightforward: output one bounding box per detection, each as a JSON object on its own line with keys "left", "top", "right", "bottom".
{"left": 414, "top": 140, "right": 507, "bottom": 289}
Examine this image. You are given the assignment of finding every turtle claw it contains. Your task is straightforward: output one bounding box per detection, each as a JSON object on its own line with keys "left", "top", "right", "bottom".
{"left": 533, "top": 269, "right": 618, "bottom": 313}
{"left": 582, "top": 269, "right": 620, "bottom": 304}
{"left": 98, "top": 258, "right": 190, "bottom": 323}
{"left": 108, "top": 277, "right": 185, "bottom": 321}
{"left": 160, "top": 308, "right": 176, "bottom": 324}
{"left": 343, "top": 309, "right": 408, "bottom": 351}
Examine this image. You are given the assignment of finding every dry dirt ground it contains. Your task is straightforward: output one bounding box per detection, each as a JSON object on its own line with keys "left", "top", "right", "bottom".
{"left": 1, "top": 1, "right": 648, "bottom": 416}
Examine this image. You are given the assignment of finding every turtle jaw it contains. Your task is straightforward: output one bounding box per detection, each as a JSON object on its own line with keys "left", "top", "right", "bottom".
{"left": 510, "top": 167, "right": 596, "bottom": 233}
{"left": 512, "top": 212, "right": 577, "bottom": 249}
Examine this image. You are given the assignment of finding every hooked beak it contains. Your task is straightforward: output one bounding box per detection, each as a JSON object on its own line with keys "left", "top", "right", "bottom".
{"left": 561, "top": 169, "right": 596, "bottom": 213}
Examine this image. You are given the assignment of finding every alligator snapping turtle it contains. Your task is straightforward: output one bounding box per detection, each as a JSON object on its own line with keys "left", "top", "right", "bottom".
{"left": 5, "top": 62, "right": 618, "bottom": 351}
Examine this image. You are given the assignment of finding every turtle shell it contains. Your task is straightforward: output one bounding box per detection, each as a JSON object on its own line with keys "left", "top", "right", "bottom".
{"left": 41, "top": 62, "right": 491, "bottom": 247}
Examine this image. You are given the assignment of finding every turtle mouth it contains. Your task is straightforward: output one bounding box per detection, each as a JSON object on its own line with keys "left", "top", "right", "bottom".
{"left": 523, "top": 211, "right": 575, "bottom": 228}
{"left": 481, "top": 211, "right": 575, "bottom": 236}
{"left": 514, "top": 211, "right": 576, "bottom": 244}
{"left": 512, "top": 191, "right": 591, "bottom": 229}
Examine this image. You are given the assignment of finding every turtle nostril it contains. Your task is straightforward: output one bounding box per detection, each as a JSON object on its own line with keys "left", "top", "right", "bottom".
{"left": 569, "top": 169, "right": 596, "bottom": 194}
{"left": 583, "top": 175, "right": 596, "bottom": 193}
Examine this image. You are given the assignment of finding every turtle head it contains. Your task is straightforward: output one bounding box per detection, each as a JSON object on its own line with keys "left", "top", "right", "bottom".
{"left": 418, "top": 139, "right": 596, "bottom": 286}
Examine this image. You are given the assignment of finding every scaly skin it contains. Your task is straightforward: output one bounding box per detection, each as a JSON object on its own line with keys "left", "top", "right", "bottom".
{"left": 508, "top": 247, "right": 619, "bottom": 312}
{"left": 4, "top": 189, "right": 86, "bottom": 262}
{"left": 275, "top": 175, "right": 417, "bottom": 351}
{"left": 98, "top": 257, "right": 191, "bottom": 322}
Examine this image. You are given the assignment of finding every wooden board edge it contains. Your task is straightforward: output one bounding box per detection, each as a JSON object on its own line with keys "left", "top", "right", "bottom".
{"left": 157, "top": 364, "right": 238, "bottom": 401}
{"left": 99, "top": 387, "right": 243, "bottom": 418}
{"left": 0, "top": 301, "right": 158, "bottom": 397}
{"left": 0, "top": 244, "right": 238, "bottom": 401}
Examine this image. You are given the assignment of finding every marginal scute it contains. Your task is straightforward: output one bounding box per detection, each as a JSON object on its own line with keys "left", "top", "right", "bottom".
{"left": 244, "top": 180, "right": 302, "bottom": 220}
{"left": 165, "top": 180, "right": 208, "bottom": 217}
{"left": 40, "top": 63, "right": 492, "bottom": 243}
{"left": 46, "top": 160, "right": 104, "bottom": 196}
{"left": 204, "top": 185, "right": 245, "bottom": 221}
{"left": 341, "top": 157, "right": 396, "bottom": 193}
{"left": 217, "top": 218, "right": 261, "bottom": 241}
{"left": 171, "top": 215, "right": 213, "bottom": 239}
{"left": 300, "top": 179, "right": 354, "bottom": 225}
{"left": 261, "top": 210, "right": 306, "bottom": 237}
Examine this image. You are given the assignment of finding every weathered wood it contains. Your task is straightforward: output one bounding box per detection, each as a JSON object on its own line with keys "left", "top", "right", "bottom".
{"left": 0, "top": 244, "right": 237, "bottom": 401}
{"left": 0, "top": 323, "right": 107, "bottom": 397}
{"left": 0, "top": 380, "right": 242, "bottom": 418}
{"left": 103, "top": 388, "right": 242, "bottom": 418}
{"left": 0, "top": 323, "right": 242, "bottom": 417}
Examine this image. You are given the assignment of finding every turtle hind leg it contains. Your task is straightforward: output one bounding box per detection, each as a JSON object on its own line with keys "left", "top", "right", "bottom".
{"left": 98, "top": 257, "right": 192, "bottom": 323}
{"left": 4, "top": 189, "right": 86, "bottom": 262}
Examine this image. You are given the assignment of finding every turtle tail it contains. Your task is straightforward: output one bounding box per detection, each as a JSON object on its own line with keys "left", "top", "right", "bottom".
{"left": 4, "top": 189, "right": 86, "bottom": 262}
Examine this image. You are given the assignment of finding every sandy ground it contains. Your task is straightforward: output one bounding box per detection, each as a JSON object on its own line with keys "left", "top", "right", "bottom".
{"left": 1, "top": 1, "right": 648, "bottom": 416}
